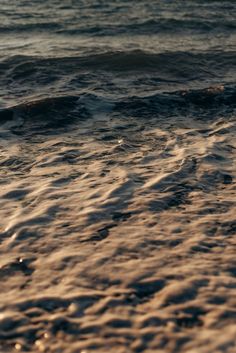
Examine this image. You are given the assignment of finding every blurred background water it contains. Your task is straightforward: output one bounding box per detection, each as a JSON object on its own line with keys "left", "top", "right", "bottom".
{"left": 0, "top": 0, "right": 236, "bottom": 107}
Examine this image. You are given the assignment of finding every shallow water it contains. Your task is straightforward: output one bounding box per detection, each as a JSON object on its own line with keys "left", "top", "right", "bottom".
{"left": 0, "top": 1, "right": 236, "bottom": 353}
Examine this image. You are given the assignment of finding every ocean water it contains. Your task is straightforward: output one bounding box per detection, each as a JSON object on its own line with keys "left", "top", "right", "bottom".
{"left": 0, "top": 1, "right": 236, "bottom": 353}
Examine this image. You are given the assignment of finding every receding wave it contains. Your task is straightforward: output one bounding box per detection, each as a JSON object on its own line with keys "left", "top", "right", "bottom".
{"left": 116, "top": 85, "right": 236, "bottom": 118}
{"left": 1, "top": 85, "right": 235, "bottom": 130}
{"left": 0, "top": 96, "right": 81, "bottom": 128}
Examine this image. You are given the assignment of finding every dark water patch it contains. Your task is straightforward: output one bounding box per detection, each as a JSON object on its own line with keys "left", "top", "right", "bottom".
{"left": 0, "top": 95, "right": 90, "bottom": 131}
{"left": 116, "top": 85, "right": 236, "bottom": 119}
{"left": 0, "top": 258, "right": 35, "bottom": 278}
{"left": 1, "top": 50, "right": 236, "bottom": 76}
{"left": 58, "top": 18, "right": 236, "bottom": 36}
{"left": 199, "top": 170, "right": 234, "bottom": 189}
{"left": 1, "top": 51, "right": 235, "bottom": 108}
{"left": 14, "top": 295, "right": 101, "bottom": 313}
{"left": 220, "top": 221, "right": 236, "bottom": 236}
{"left": 0, "top": 108, "right": 14, "bottom": 122}
{"left": 1, "top": 85, "right": 235, "bottom": 133}
{"left": 225, "top": 266, "right": 236, "bottom": 278}
{"left": 130, "top": 279, "right": 166, "bottom": 300}
{"left": 0, "top": 22, "right": 61, "bottom": 33}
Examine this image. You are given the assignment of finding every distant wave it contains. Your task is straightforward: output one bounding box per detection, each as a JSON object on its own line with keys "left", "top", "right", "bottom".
{"left": 1, "top": 18, "right": 235, "bottom": 35}
{"left": 1, "top": 50, "right": 236, "bottom": 77}
{"left": 0, "top": 22, "right": 61, "bottom": 33}
{"left": 58, "top": 18, "right": 236, "bottom": 36}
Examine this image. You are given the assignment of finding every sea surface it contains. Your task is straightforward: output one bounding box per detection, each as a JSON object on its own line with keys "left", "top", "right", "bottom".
{"left": 0, "top": 1, "right": 236, "bottom": 353}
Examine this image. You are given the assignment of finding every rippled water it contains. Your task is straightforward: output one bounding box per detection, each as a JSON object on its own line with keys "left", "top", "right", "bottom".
{"left": 0, "top": 1, "right": 236, "bottom": 353}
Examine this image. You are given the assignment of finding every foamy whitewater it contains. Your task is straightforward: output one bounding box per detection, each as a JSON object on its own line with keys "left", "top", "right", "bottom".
{"left": 0, "top": 1, "right": 236, "bottom": 352}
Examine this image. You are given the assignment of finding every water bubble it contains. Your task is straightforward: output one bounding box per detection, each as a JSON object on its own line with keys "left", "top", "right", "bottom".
{"left": 15, "top": 343, "right": 22, "bottom": 351}
{"left": 35, "top": 340, "right": 45, "bottom": 352}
